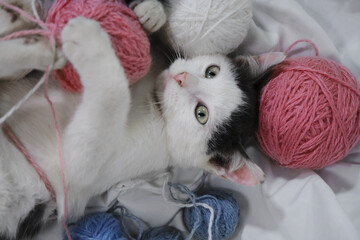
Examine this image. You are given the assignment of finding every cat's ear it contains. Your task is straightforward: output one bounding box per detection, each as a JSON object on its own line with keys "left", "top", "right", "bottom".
{"left": 211, "top": 152, "right": 265, "bottom": 186}
{"left": 234, "top": 52, "right": 286, "bottom": 78}
{"left": 222, "top": 160, "right": 265, "bottom": 186}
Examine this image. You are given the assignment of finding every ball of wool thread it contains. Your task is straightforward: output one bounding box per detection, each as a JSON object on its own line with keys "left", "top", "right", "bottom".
{"left": 163, "top": 0, "right": 252, "bottom": 57}
{"left": 46, "top": 0, "right": 151, "bottom": 92}
{"left": 142, "top": 226, "right": 184, "bottom": 240}
{"left": 257, "top": 57, "right": 360, "bottom": 169}
{"left": 183, "top": 189, "right": 241, "bottom": 240}
{"left": 66, "top": 212, "right": 127, "bottom": 240}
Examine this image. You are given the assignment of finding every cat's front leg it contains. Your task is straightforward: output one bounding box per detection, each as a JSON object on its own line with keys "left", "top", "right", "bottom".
{"left": 60, "top": 17, "right": 131, "bottom": 218}
{"left": 0, "top": 36, "right": 65, "bottom": 80}
{"left": 61, "top": 17, "right": 130, "bottom": 120}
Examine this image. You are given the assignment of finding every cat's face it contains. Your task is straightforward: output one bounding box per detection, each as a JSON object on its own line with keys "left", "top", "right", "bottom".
{"left": 156, "top": 53, "right": 284, "bottom": 185}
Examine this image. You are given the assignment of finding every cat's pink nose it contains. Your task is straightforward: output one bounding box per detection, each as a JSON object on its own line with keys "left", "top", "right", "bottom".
{"left": 174, "top": 72, "right": 187, "bottom": 87}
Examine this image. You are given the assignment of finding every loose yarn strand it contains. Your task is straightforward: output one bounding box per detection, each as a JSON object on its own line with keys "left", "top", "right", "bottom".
{"left": 41, "top": 6, "right": 70, "bottom": 234}
{"left": 0, "top": 29, "right": 52, "bottom": 41}
{"left": 0, "top": 1, "right": 71, "bottom": 239}
{"left": 109, "top": 205, "right": 145, "bottom": 240}
{"left": 0, "top": 1, "right": 48, "bottom": 122}
{"left": 165, "top": 182, "right": 214, "bottom": 240}
{"left": 285, "top": 39, "right": 319, "bottom": 56}
{"left": 2, "top": 123, "right": 57, "bottom": 201}
{"left": 0, "top": 0, "right": 45, "bottom": 27}
{"left": 0, "top": 0, "right": 56, "bottom": 42}
{"left": 0, "top": 74, "right": 46, "bottom": 124}
{"left": 43, "top": 65, "right": 71, "bottom": 240}
{"left": 31, "top": 0, "right": 41, "bottom": 22}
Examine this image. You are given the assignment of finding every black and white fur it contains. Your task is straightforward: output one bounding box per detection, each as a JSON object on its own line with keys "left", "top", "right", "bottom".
{"left": 0, "top": 1, "right": 284, "bottom": 239}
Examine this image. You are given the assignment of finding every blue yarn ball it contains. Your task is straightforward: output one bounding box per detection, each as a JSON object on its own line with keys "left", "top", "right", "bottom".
{"left": 183, "top": 189, "right": 241, "bottom": 240}
{"left": 142, "top": 226, "right": 184, "bottom": 240}
{"left": 66, "top": 212, "right": 127, "bottom": 240}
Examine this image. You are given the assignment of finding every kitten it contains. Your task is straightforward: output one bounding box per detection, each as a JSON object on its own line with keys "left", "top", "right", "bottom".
{"left": 0, "top": 2, "right": 284, "bottom": 240}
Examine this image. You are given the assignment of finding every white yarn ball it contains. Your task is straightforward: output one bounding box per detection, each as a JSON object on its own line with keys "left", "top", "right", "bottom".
{"left": 163, "top": 0, "right": 252, "bottom": 57}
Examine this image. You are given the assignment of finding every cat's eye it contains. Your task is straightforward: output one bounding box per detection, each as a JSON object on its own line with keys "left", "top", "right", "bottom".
{"left": 195, "top": 104, "right": 209, "bottom": 125}
{"left": 205, "top": 65, "right": 220, "bottom": 78}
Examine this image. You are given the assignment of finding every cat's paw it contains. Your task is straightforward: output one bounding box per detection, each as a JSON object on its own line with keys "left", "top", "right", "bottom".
{"left": 0, "top": 0, "right": 38, "bottom": 37}
{"left": 53, "top": 47, "right": 66, "bottom": 70}
{"left": 133, "top": 0, "right": 166, "bottom": 33}
{"left": 61, "top": 17, "right": 113, "bottom": 68}
{"left": 22, "top": 36, "right": 65, "bottom": 70}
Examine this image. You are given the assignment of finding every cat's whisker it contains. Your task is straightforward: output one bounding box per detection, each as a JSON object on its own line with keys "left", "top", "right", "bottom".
{"left": 156, "top": 44, "right": 176, "bottom": 65}
{"left": 151, "top": 92, "right": 172, "bottom": 116}
{"left": 183, "top": 47, "right": 189, "bottom": 60}
{"left": 170, "top": 46, "right": 180, "bottom": 62}
{"left": 176, "top": 45, "right": 181, "bottom": 59}
{"left": 170, "top": 47, "right": 180, "bottom": 62}
{"left": 171, "top": 42, "right": 182, "bottom": 60}
{"left": 146, "top": 98, "right": 164, "bottom": 108}
{"left": 180, "top": 43, "right": 190, "bottom": 60}
{"left": 144, "top": 90, "right": 166, "bottom": 110}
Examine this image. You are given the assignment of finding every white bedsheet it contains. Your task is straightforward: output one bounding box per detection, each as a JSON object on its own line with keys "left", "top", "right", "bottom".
{"left": 66, "top": 1, "right": 360, "bottom": 240}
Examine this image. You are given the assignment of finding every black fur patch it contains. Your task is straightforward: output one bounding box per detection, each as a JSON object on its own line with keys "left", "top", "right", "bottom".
{"left": 16, "top": 203, "right": 46, "bottom": 239}
{"left": 157, "top": 0, "right": 170, "bottom": 6}
{"left": 207, "top": 58, "right": 273, "bottom": 164}
{"left": 209, "top": 154, "right": 231, "bottom": 169}
{"left": 0, "top": 234, "right": 13, "bottom": 240}
{"left": 3, "top": 3, "right": 22, "bottom": 23}
{"left": 152, "top": 88, "right": 163, "bottom": 115}
{"left": 124, "top": 0, "right": 134, "bottom": 5}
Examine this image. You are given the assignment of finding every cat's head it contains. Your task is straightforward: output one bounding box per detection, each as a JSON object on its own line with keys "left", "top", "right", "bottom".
{"left": 156, "top": 52, "right": 285, "bottom": 186}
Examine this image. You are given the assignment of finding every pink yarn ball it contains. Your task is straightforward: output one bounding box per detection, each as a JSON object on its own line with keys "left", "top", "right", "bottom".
{"left": 257, "top": 57, "right": 360, "bottom": 169}
{"left": 46, "top": 0, "right": 151, "bottom": 92}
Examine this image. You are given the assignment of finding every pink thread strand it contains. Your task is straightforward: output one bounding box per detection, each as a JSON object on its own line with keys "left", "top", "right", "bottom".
{"left": 0, "top": 29, "right": 52, "bottom": 41}
{"left": 2, "top": 123, "right": 57, "bottom": 201}
{"left": 0, "top": 1, "right": 71, "bottom": 239}
{"left": 0, "top": 0, "right": 56, "bottom": 42}
{"left": 43, "top": 67, "right": 72, "bottom": 240}
{"left": 285, "top": 39, "right": 319, "bottom": 56}
{"left": 0, "top": 0, "right": 46, "bottom": 27}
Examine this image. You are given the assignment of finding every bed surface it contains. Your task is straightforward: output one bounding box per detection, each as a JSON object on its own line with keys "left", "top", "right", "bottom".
{"left": 41, "top": 0, "right": 360, "bottom": 239}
